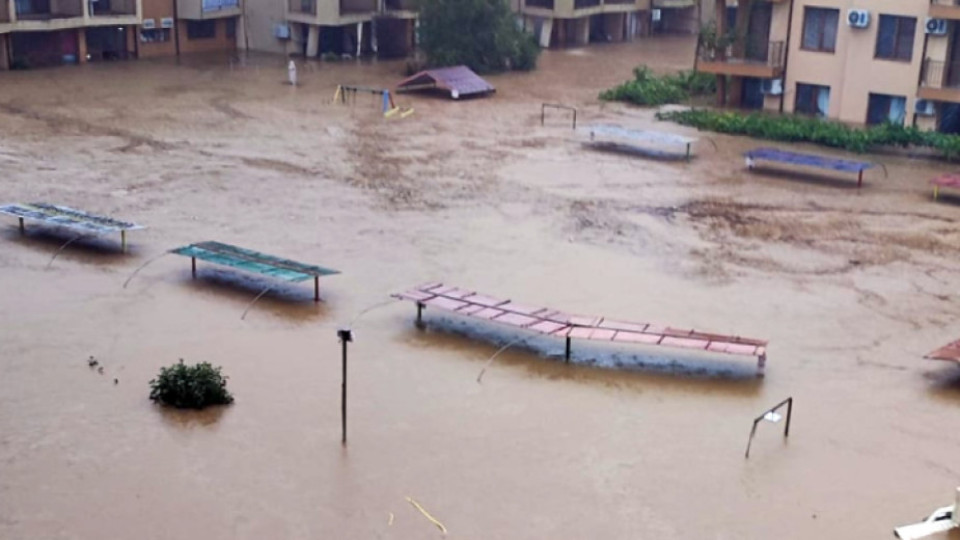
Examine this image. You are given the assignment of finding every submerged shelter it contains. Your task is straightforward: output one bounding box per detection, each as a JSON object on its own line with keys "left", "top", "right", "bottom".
{"left": 396, "top": 66, "right": 495, "bottom": 100}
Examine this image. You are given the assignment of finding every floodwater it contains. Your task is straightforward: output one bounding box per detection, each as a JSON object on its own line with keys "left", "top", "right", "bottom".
{"left": 2, "top": 35, "right": 960, "bottom": 539}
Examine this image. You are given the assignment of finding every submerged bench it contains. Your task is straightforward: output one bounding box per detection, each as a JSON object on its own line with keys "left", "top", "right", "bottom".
{"left": 744, "top": 147, "right": 878, "bottom": 188}
{"left": 393, "top": 282, "right": 769, "bottom": 376}
{"left": 931, "top": 174, "right": 960, "bottom": 201}
{"left": 0, "top": 202, "right": 145, "bottom": 252}
{"left": 170, "top": 241, "right": 340, "bottom": 301}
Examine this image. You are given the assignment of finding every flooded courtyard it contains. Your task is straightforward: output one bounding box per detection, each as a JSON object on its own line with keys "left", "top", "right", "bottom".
{"left": 3, "top": 36, "right": 960, "bottom": 539}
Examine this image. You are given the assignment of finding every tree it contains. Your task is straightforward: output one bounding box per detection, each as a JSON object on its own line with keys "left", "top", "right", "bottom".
{"left": 417, "top": 0, "right": 540, "bottom": 73}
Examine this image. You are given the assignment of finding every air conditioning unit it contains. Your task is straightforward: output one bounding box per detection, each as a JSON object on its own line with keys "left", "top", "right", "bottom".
{"left": 652, "top": 9, "right": 661, "bottom": 22}
{"left": 847, "top": 9, "right": 870, "bottom": 29}
{"left": 916, "top": 99, "right": 936, "bottom": 116}
{"left": 762, "top": 78, "right": 783, "bottom": 96}
{"left": 141, "top": 18, "right": 156, "bottom": 29}
{"left": 274, "top": 23, "right": 291, "bottom": 39}
{"left": 926, "top": 17, "right": 949, "bottom": 36}
{"left": 160, "top": 17, "right": 174, "bottom": 28}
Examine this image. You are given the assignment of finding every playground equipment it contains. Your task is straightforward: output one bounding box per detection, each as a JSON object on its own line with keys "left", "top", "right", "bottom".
{"left": 333, "top": 85, "right": 414, "bottom": 119}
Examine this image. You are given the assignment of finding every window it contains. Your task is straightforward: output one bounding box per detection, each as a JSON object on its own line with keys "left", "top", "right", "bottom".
{"left": 187, "top": 20, "right": 216, "bottom": 40}
{"left": 875, "top": 15, "right": 916, "bottom": 61}
{"left": 226, "top": 18, "right": 236, "bottom": 39}
{"left": 801, "top": 7, "right": 839, "bottom": 52}
{"left": 795, "top": 83, "right": 831, "bottom": 117}
{"left": 140, "top": 28, "right": 171, "bottom": 43}
{"left": 866, "top": 93, "right": 907, "bottom": 125}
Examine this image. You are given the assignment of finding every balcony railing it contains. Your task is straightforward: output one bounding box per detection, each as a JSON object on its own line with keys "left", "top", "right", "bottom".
{"left": 15, "top": 0, "right": 84, "bottom": 19}
{"left": 384, "top": 0, "right": 414, "bottom": 10}
{"left": 922, "top": 59, "right": 960, "bottom": 89}
{"left": 340, "top": 0, "right": 376, "bottom": 14}
{"left": 931, "top": 0, "right": 960, "bottom": 7}
{"left": 698, "top": 38, "right": 785, "bottom": 68}
{"left": 573, "top": 0, "right": 600, "bottom": 8}
{"left": 288, "top": 0, "right": 315, "bottom": 14}
{"left": 202, "top": 0, "right": 238, "bottom": 12}
{"left": 89, "top": 0, "right": 137, "bottom": 16}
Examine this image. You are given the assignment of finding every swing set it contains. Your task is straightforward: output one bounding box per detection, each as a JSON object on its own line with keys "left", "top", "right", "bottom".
{"left": 333, "top": 85, "right": 415, "bottom": 119}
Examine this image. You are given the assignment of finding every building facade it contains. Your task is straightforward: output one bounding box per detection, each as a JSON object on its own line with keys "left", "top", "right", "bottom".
{"left": 0, "top": 0, "right": 238, "bottom": 70}
{"left": 283, "top": 0, "right": 416, "bottom": 58}
{"left": 519, "top": 0, "right": 651, "bottom": 47}
{"left": 697, "top": 0, "right": 960, "bottom": 132}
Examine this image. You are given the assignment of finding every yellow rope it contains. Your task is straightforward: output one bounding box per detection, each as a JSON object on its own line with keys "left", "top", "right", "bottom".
{"left": 405, "top": 496, "right": 447, "bottom": 535}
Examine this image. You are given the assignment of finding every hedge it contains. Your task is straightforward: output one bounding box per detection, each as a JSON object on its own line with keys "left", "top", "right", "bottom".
{"left": 657, "top": 108, "right": 960, "bottom": 160}
{"left": 600, "top": 66, "right": 717, "bottom": 107}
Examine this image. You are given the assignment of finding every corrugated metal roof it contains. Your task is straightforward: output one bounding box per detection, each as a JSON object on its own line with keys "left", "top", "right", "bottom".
{"left": 170, "top": 241, "right": 340, "bottom": 282}
{"left": 926, "top": 339, "right": 960, "bottom": 363}
{"left": 396, "top": 66, "right": 495, "bottom": 98}
{"left": 0, "top": 203, "right": 145, "bottom": 233}
{"left": 744, "top": 148, "right": 875, "bottom": 173}
{"left": 932, "top": 174, "right": 960, "bottom": 189}
{"left": 393, "top": 282, "right": 767, "bottom": 359}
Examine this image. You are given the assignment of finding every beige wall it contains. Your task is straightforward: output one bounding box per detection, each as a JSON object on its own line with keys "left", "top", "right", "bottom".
{"left": 240, "top": 0, "right": 288, "bottom": 53}
{"left": 784, "top": 0, "right": 927, "bottom": 124}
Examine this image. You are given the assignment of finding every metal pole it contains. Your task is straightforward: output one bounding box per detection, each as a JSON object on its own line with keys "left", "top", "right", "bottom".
{"left": 857, "top": 170, "right": 863, "bottom": 189}
{"left": 541, "top": 104, "right": 545, "bottom": 126}
{"left": 341, "top": 335, "right": 347, "bottom": 445}
{"left": 18, "top": 217, "right": 24, "bottom": 235}
{"left": 784, "top": 397, "right": 792, "bottom": 438}
{"left": 572, "top": 109, "right": 577, "bottom": 130}
{"left": 120, "top": 230, "right": 126, "bottom": 253}
{"left": 191, "top": 257, "right": 196, "bottom": 278}
{"left": 416, "top": 302, "right": 423, "bottom": 326}
{"left": 314, "top": 276, "right": 320, "bottom": 302}
{"left": 686, "top": 143, "right": 691, "bottom": 161}
{"left": 565, "top": 336, "right": 571, "bottom": 363}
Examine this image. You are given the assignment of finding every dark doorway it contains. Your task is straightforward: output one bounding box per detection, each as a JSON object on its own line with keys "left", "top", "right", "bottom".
{"left": 741, "top": 77, "right": 764, "bottom": 109}
{"left": 940, "top": 103, "right": 960, "bottom": 134}
{"left": 85, "top": 26, "right": 129, "bottom": 61}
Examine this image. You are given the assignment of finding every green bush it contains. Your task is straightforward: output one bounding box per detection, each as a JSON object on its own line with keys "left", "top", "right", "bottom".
{"left": 657, "top": 108, "right": 960, "bottom": 160}
{"left": 149, "top": 359, "right": 234, "bottom": 409}
{"left": 417, "top": 0, "right": 540, "bottom": 73}
{"left": 599, "top": 66, "right": 716, "bottom": 107}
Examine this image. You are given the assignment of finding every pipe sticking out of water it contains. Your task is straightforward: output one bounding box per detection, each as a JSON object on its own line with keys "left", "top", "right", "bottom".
{"left": 476, "top": 336, "right": 527, "bottom": 385}
{"left": 122, "top": 252, "right": 172, "bottom": 289}
{"left": 46, "top": 233, "right": 92, "bottom": 269}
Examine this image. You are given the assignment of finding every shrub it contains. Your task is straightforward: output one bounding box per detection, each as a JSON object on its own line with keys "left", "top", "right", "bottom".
{"left": 599, "top": 66, "right": 716, "bottom": 107}
{"left": 149, "top": 359, "right": 234, "bottom": 409}
{"left": 417, "top": 0, "right": 540, "bottom": 73}
{"left": 656, "top": 108, "right": 960, "bottom": 160}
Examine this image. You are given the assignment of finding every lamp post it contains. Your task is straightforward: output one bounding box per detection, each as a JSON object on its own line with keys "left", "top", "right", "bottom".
{"left": 337, "top": 328, "right": 353, "bottom": 445}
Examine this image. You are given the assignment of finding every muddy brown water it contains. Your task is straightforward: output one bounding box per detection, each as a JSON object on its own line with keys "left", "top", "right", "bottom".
{"left": 3, "top": 36, "right": 960, "bottom": 539}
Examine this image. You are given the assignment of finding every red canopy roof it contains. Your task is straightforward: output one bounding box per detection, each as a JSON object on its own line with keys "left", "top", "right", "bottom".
{"left": 926, "top": 339, "right": 960, "bottom": 362}
{"left": 393, "top": 283, "right": 767, "bottom": 359}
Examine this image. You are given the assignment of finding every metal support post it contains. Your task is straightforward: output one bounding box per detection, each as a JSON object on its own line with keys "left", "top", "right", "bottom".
{"left": 18, "top": 217, "right": 24, "bottom": 235}
{"left": 191, "top": 257, "right": 196, "bottom": 278}
{"left": 857, "top": 170, "right": 863, "bottom": 189}
{"left": 756, "top": 353, "right": 766, "bottom": 378}
{"left": 314, "top": 276, "right": 320, "bottom": 302}
{"left": 416, "top": 302, "right": 424, "bottom": 328}
{"left": 120, "top": 230, "right": 127, "bottom": 253}
{"left": 565, "top": 336, "right": 571, "bottom": 363}
{"left": 337, "top": 328, "right": 353, "bottom": 446}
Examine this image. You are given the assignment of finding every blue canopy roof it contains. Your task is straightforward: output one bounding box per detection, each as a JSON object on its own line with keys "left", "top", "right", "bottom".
{"left": 744, "top": 147, "right": 875, "bottom": 173}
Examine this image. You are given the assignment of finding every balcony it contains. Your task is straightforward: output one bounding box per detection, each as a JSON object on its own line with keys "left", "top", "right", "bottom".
{"left": 930, "top": 0, "right": 960, "bottom": 21}
{"left": 383, "top": 0, "right": 415, "bottom": 12}
{"left": 88, "top": 0, "right": 136, "bottom": 17}
{"left": 573, "top": 0, "right": 600, "bottom": 9}
{"left": 696, "top": 38, "right": 785, "bottom": 79}
{"left": 14, "top": 0, "right": 83, "bottom": 20}
{"left": 920, "top": 58, "right": 960, "bottom": 103}
{"left": 340, "top": 0, "right": 376, "bottom": 15}
{"left": 177, "top": 0, "right": 239, "bottom": 20}
{"left": 288, "top": 0, "right": 316, "bottom": 14}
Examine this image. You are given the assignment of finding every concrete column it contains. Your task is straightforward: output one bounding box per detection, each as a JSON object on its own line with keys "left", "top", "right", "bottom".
{"left": 306, "top": 24, "right": 319, "bottom": 57}
{"left": 0, "top": 36, "right": 9, "bottom": 71}
{"left": 77, "top": 28, "right": 88, "bottom": 63}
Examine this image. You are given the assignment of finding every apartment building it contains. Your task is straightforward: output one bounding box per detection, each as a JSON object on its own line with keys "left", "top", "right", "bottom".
{"left": 0, "top": 0, "right": 237, "bottom": 69}
{"left": 519, "top": 0, "right": 650, "bottom": 47}
{"left": 283, "top": 0, "right": 415, "bottom": 58}
{"left": 696, "top": 0, "right": 960, "bottom": 133}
